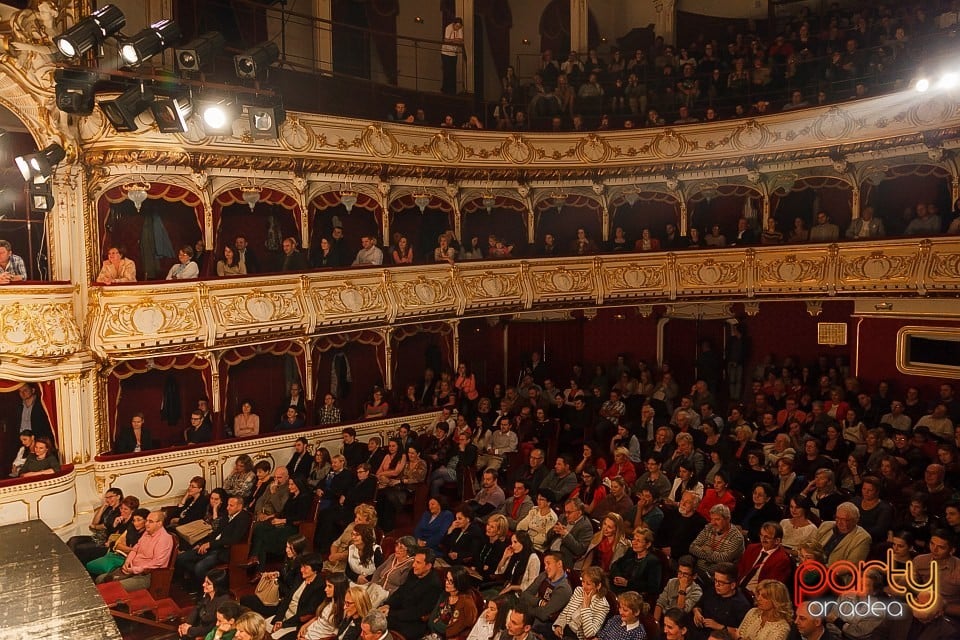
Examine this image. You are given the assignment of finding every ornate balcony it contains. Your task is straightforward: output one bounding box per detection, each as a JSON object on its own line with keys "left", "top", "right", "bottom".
{"left": 86, "top": 237, "right": 960, "bottom": 360}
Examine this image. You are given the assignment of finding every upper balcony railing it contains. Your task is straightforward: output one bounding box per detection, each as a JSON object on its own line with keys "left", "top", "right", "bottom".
{"left": 83, "top": 237, "right": 960, "bottom": 360}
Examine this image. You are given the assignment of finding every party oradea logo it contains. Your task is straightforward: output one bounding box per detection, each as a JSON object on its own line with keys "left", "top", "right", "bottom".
{"left": 794, "top": 549, "right": 938, "bottom": 618}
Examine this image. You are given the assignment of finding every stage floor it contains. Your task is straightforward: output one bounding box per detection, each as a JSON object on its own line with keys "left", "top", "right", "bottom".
{"left": 0, "top": 519, "right": 122, "bottom": 640}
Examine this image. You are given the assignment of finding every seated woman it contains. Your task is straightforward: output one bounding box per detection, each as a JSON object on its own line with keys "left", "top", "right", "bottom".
{"left": 484, "top": 531, "right": 540, "bottom": 598}
{"left": 487, "top": 235, "right": 514, "bottom": 258}
{"left": 633, "top": 228, "right": 660, "bottom": 252}
{"left": 248, "top": 477, "right": 312, "bottom": 566}
{"left": 177, "top": 569, "right": 233, "bottom": 640}
{"left": 313, "top": 237, "right": 336, "bottom": 268}
{"left": 427, "top": 566, "right": 479, "bottom": 640}
{"left": 552, "top": 566, "right": 611, "bottom": 640}
{"left": 85, "top": 507, "right": 149, "bottom": 577}
{"left": 168, "top": 476, "right": 210, "bottom": 527}
{"left": 515, "top": 490, "right": 559, "bottom": 552}
{"left": 475, "top": 514, "right": 510, "bottom": 582}
{"left": 216, "top": 245, "right": 246, "bottom": 277}
{"left": 337, "top": 586, "right": 373, "bottom": 640}
{"left": 240, "top": 534, "right": 310, "bottom": 617}
{"left": 392, "top": 235, "right": 415, "bottom": 264}
{"left": 222, "top": 454, "right": 256, "bottom": 501}
{"left": 377, "top": 443, "right": 428, "bottom": 533}
{"left": 441, "top": 505, "right": 483, "bottom": 566}
{"left": 362, "top": 388, "right": 389, "bottom": 420}
{"left": 697, "top": 471, "right": 738, "bottom": 519}
{"left": 113, "top": 413, "right": 154, "bottom": 454}
{"left": 434, "top": 234, "right": 457, "bottom": 264}
{"left": 166, "top": 245, "right": 200, "bottom": 280}
{"left": 734, "top": 482, "right": 783, "bottom": 544}
{"left": 732, "top": 580, "right": 793, "bottom": 640}
{"left": 300, "top": 573, "right": 350, "bottom": 640}
{"left": 346, "top": 523, "right": 383, "bottom": 584}
{"left": 233, "top": 400, "right": 260, "bottom": 437}
{"left": 580, "top": 513, "right": 629, "bottom": 572}
{"left": 664, "top": 461, "right": 703, "bottom": 507}
{"left": 375, "top": 437, "right": 407, "bottom": 490}
{"left": 609, "top": 527, "right": 661, "bottom": 595}
{"left": 466, "top": 598, "right": 508, "bottom": 640}
{"left": 306, "top": 448, "right": 332, "bottom": 493}
{"left": 75, "top": 495, "right": 140, "bottom": 565}
{"left": 571, "top": 466, "right": 607, "bottom": 516}
{"left": 414, "top": 498, "right": 455, "bottom": 552}
{"left": 269, "top": 553, "right": 326, "bottom": 638}
{"left": 96, "top": 245, "right": 137, "bottom": 283}
{"left": 19, "top": 437, "right": 61, "bottom": 478}
{"left": 365, "top": 535, "right": 416, "bottom": 606}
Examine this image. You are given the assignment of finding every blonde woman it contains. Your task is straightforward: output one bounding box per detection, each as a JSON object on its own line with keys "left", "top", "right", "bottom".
{"left": 96, "top": 246, "right": 137, "bottom": 283}
{"left": 336, "top": 586, "right": 372, "bottom": 640}
{"left": 730, "top": 580, "right": 792, "bottom": 640}
{"left": 235, "top": 611, "right": 270, "bottom": 640}
{"left": 579, "top": 513, "right": 629, "bottom": 571}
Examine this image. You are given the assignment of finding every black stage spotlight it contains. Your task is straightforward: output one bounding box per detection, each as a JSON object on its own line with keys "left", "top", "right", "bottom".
{"left": 54, "top": 4, "right": 125, "bottom": 59}
{"left": 28, "top": 179, "right": 55, "bottom": 213}
{"left": 119, "top": 19, "right": 182, "bottom": 68}
{"left": 247, "top": 102, "right": 286, "bottom": 139}
{"left": 175, "top": 31, "right": 225, "bottom": 72}
{"left": 234, "top": 41, "right": 279, "bottom": 79}
{"left": 150, "top": 95, "right": 192, "bottom": 133}
{"left": 99, "top": 86, "right": 155, "bottom": 132}
{"left": 54, "top": 68, "right": 100, "bottom": 115}
{"left": 197, "top": 97, "right": 238, "bottom": 135}
{"left": 14, "top": 143, "right": 66, "bottom": 182}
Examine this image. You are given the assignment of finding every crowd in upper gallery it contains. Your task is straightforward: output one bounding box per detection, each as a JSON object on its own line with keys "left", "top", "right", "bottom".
{"left": 397, "top": 2, "right": 960, "bottom": 132}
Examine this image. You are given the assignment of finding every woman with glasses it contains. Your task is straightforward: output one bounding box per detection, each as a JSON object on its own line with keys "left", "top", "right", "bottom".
{"left": 169, "top": 476, "right": 209, "bottom": 527}
{"left": 337, "top": 586, "right": 373, "bottom": 640}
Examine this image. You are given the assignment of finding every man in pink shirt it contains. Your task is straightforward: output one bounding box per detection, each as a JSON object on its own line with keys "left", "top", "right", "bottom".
{"left": 97, "top": 510, "right": 175, "bottom": 590}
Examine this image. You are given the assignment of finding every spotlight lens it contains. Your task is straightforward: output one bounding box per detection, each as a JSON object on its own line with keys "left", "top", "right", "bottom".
{"left": 203, "top": 106, "right": 228, "bottom": 129}
{"left": 120, "top": 43, "right": 140, "bottom": 66}
{"left": 14, "top": 157, "right": 30, "bottom": 182}
{"left": 916, "top": 78, "right": 930, "bottom": 92}
{"left": 57, "top": 39, "right": 77, "bottom": 58}
{"left": 237, "top": 58, "right": 255, "bottom": 75}
{"left": 178, "top": 51, "right": 196, "bottom": 67}
{"left": 253, "top": 112, "right": 273, "bottom": 130}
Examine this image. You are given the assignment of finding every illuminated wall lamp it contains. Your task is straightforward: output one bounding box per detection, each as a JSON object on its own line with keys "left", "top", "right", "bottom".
{"left": 413, "top": 193, "right": 431, "bottom": 213}
{"left": 340, "top": 190, "right": 358, "bottom": 213}
{"left": 123, "top": 180, "right": 151, "bottom": 211}
{"left": 241, "top": 185, "right": 261, "bottom": 210}
{"left": 482, "top": 193, "right": 496, "bottom": 214}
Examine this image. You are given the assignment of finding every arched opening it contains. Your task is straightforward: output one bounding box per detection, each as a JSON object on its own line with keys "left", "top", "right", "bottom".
{"left": 609, "top": 193, "right": 681, "bottom": 251}
{"left": 461, "top": 195, "right": 528, "bottom": 257}
{"left": 771, "top": 177, "right": 853, "bottom": 239}
{"left": 313, "top": 332, "right": 386, "bottom": 422}
{"left": 534, "top": 194, "right": 603, "bottom": 254}
{"left": 389, "top": 195, "right": 455, "bottom": 263}
{"left": 309, "top": 191, "right": 382, "bottom": 267}
{"left": 215, "top": 187, "right": 301, "bottom": 275}
{"left": 221, "top": 344, "right": 306, "bottom": 436}
{"left": 863, "top": 164, "right": 952, "bottom": 236}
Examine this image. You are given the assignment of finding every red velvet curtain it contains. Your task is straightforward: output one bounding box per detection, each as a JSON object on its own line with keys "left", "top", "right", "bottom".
{"left": 507, "top": 318, "right": 585, "bottom": 389}
{"left": 220, "top": 343, "right": 304, "bottom": 434}
{"left": 771, "top": 178, "right": 853, "bottom": 233}
{"left": 97, "top": 183, "right": 204, "bottom": 280}
{"left": 215, "top": 187, "right": 302, "bottom": 274}
{"left": 313, "top": 331, "right": 386, "bottom": 421}
{"left": 391, "top": 323, "right": 454, "bottom": 393}
{"left": 534, "top": 195, "right": 603, "bottom": 250}
{"left": 459, "top": 317, "right": 506, "bottom": 392}
{"left": 610, "top": 199, "right": 680, "bottom": 244}
{"left": 311, "top": 191, "right": 383, "bottom": 253}
{"left": 461, "top": 196, "right": 528, "bottom": 256}
{"left": 108, "top": 356, "right": 211, "bottom": 449}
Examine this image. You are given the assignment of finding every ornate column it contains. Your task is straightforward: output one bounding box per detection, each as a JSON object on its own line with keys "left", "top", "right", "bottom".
{"left": 593, "top": 182, "right": 609, "bottom": 242}
{"left": 446, "top": 182, "right": 462, "bottom": 240}
{"left": 570, "top": 0, "right": 589, "bottom": 54}
{"left": 377, "top": 180, "right": 392, "bottom": 244}
{"left": 653, "top": 0, "right": 677, "bottom": 46}
{"left": 454, "top": 0, "right": 476, "bottom": 93}
{"left": 314, "top": 0, "right": 334, "bottom": 73}
{"left": 293, "top": 175, "right": 310, "bottom": 248}
{"left": 518, "top": 184, "right": 534, "bottom": 243}
{"left": 451, "top": 320, "right": 461, "bottom": 370}
{"left": 382, "top": 328, "right": 394, "bottom": 390}
{"left": 299, "top": 337, "right": 314, "bottom": 402}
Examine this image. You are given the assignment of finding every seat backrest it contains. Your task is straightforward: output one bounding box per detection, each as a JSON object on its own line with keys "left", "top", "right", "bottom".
{"left": 148, "top": 537, "right": 180, "bottom": 600}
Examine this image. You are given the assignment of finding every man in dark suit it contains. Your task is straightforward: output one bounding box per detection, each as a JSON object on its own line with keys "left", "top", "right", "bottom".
{"left": 278, "top": 237, "right": 308, "bottom": 272}
{"left": 729, "top": 217, "right": 756, "bottom": 246}
{"left": 313, "top": 454, "right": 355, "bottom": 548}
{"left": 175, "top": 495, "right": 252, "bottom": 586}
{"left": 13, "top": 383, "right": 52, "bottom": 442}
{"left": 285, "top": 437, "right": 312, "bottom": 481}
{"left": 735, "top": 521, "right": 793, "bottom": 598}
{"left": 384, "top": 548, "right": 443, "bottom": 639}
{"left": 235, "top": 234, "right": 260, "bottom": 273}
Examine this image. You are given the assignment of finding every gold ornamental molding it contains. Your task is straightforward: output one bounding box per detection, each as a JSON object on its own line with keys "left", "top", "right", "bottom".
{"left": 76, "top": 91, "right": 960, "bottom": 180}
{"left": 0, "top": 285, "right": 83, "bottom": 359}
{"left": 84, "top": 238, "right": 960, "bottom": 360}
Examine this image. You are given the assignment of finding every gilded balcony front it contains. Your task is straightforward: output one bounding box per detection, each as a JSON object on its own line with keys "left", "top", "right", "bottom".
{"left": 85, "top": 237, "right": 960, "bottom": 360}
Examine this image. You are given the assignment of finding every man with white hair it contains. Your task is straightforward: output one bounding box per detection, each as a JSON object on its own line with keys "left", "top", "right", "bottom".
{"left": 815, "top": 501, "right": 872, "bottom": 564}
{"left": 689, "top": 504, "right": 745, "bottom": 579}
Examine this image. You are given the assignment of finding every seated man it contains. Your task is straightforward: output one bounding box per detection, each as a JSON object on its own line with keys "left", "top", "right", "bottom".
{"left": 285, "top": 437, "right": 313, "bottom": 481}
{"left": 692, "top": 562, "right": 752, "bottom": 640}
{"left": 97, "top": 510, "right": 175, "bottom": 591}
{"left": 253, "top": 466, "right": 290, "bottom": 523}
{"left": 496, "top": 480, "right": 534, "bottom": 530}
{"left": 688, "top": 504, "right": 745, "bottom": 581}
{"left": 477, "top": 416, "right": 518, "bottom": 471}
{"left": 815, "top": 501, "right": 871, "bottom": 564}
{"left": 184, "top": 410, "right": 212, "bottom": 444}
{"left": 467, "top": 468, "right": 506, "bottom": 518}
{"left": 735, "top": 522, "right": 792, "bottom": 599}
{"left": 353, "top": 235, "right": 384, "bottom": 266}
{"left": 382, "top": 548, "right": 443, "bottom": 639}
{"left": 518, "top": 551, "right": 573, "bottom": 636}
{"left": 538, "top": 455, "right": 578, "bottom": 505}
{"left": 175, "top": 495, "right": 252, "bottom": 587}
{"left": 654, "top": 555, "right": 702, "bottom": 624}
{"left": 429, "top": 431, "right": 478, "bottom": 497}
{"left": 544, "top": 498, "right": 593, "bottom": 569}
